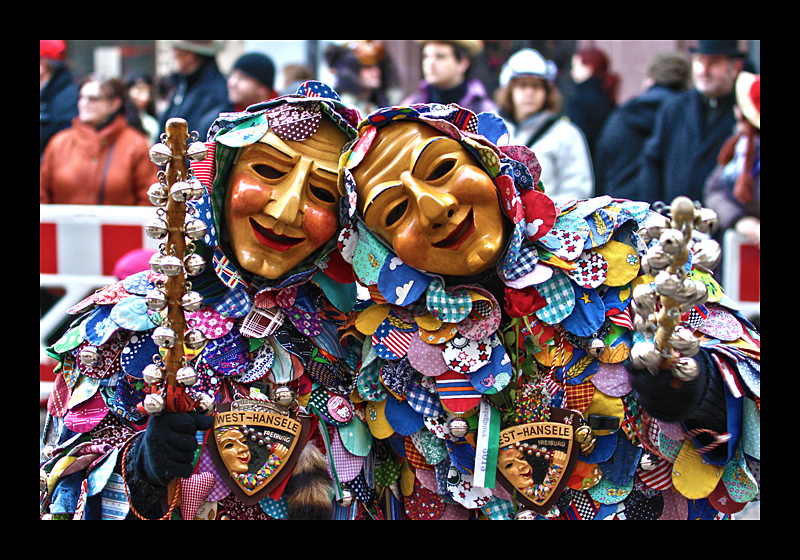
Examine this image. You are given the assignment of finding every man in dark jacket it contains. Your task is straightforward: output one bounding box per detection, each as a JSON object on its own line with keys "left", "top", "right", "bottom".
{"left": 638, "top": 41, "right": 745, "bottom": 204}
{"left": 594, "top": 52, "right": 690, "bottom": 199}
{"left": 159, "top": 40, "right": 234, "bottom": 138}
{"left": 40, "top": 40, "right": 79, "bottom": 159}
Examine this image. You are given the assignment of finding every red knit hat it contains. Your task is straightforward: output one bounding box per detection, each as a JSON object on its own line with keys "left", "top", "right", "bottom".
{"left": 40, "top": 40, "right": 66, "bottom": 61}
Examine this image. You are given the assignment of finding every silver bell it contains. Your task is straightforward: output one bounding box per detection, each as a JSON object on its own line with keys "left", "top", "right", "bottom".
{"left": 79, "top": 345, "right": 101, "bottom": 367}
{"left": 184, "top": 218, "right": 207, "bottom": 240}
{"left": 176, "top": 365, "right": 198, "bottom": 387}
{"left": 337, "top": 489, "right": 354, "bottom": 508}
{"left": 149, "top": 143, "right": 173, "bottom": 166}
{"left": 643, "top": 245, "right": 671, "bottom": 273}
{"left": 143, "top": 392, "right": 165, "bottom": 415}
{"left": 669, "top": 325, "right": 700, "bottom": 357}
{"left": 186, "top": 141, "right": 208, "bottom": 162}
{"left": 147, "top": 182, "right": 169, "bottom": 206}
{"left": 149, "top": 252, "right": 164, "bottom": 274}
{"left": 672, "top": 357, "right": 700, "bottom": 381}
{"left": 586, "top": 338, "right": 606, "bottom": 358}
{"left": 159, "top": 255, "right": 184, "bottom": 276}
{"left": 145, "top": 289, "right": 167, "bottom": 311}
{"left": 181, "top": 290, "right": 204, "bottom": 312}
{"left": 448, "top": 417, "right": 470, "bottom": 438}
{"left": 514, "top": 510, "right": 537, "bottom": 520}
{"left": 152, "top": 326, "right": 177, "bottom": 348}
{"left": 654, "top": 270, "right": 682, "bottom": 298}
{"left": 692, "top": 238, "right": 722, "bottom": 272}
{"left": 184, "top": 253, "right": 206, "bottom": 276}
{"left": 188, "top": 177, "right": 205, "bottom": 200}
{"left": 145, "top": 217, "right": 169, "bottom": 240}
{"left": 694, "top": 207, "right": 719, "bottom": 235}
{"left": 639, "top": 452, "right": 657, "bottom": 471}
{"left": 633, "top": 312, "right": 657, "bottom": 335}
{"left": 170, "top": 181, "right": 194, "bottom": 202}
{"left": 659, "top": 228, "right": 685, "bottom": 255}
{"left": 142, "top": 363, "right": 164, "bottom": 385}
{"left": 184, "top": 328, "right": 207, "bottom": 351}
{"left": 630, "top": 341, "right": 661, "bottom": 374}
{"left": 194, "top": 392, "right": 216, "bottom": 415}
{"left": 272, "top": 386, "right": 296, "bottom": 407}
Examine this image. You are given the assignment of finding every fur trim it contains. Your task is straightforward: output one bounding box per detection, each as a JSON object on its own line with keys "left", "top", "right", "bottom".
{"left": 284, "top": 443, "right": 334, "bottom": 520}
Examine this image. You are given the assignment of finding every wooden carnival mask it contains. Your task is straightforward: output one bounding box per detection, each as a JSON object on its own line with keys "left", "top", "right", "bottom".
{"left": 351, "top": 121, "right": 507, "bottom": 277}
{"left": 224, "top": 117, "right": 349, "bottom": 279}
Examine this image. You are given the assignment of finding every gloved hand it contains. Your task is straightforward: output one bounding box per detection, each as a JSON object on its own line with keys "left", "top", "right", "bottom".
{"left": 625, "top": 350, "right": 713, "bottom": 424}
{"left": 130, "top": 411, "right": 215, "bottom": 487}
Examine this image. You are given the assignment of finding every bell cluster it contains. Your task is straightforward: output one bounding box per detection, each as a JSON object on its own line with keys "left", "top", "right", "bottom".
{"left": 629, "top": 196, "right": 722, "bottom": 381}
{"left": 137, "top": 130, "right": 215, "bottom": 416}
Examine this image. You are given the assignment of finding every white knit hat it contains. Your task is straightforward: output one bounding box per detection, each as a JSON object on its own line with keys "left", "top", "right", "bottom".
{"left": 499, "top": 49, "right": 558, "bottom": 87}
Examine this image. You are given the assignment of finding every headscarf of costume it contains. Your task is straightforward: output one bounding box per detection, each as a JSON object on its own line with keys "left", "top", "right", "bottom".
{"left": 190, "top": 81, "right": 360, "bottom": 298}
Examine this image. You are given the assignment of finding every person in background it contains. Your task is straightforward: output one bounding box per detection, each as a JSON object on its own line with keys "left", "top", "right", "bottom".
{"left": 638, "top": 40, "right": 745, "bottom": 204}
{"left": 566, "top": 46, "right": 619, "bottom": 170}
{"left": 280, "top": 63, "right": 315, "bottom": 96}
{"left": 496, "top": 48, "right": 593, "bottom": 205}
{"left": 159, "top": 40, "right": 233, "bottom": 137}
{"left": 126, "top": 73, "right": 160, "bottom": 144}
{"left": 402, "top": 40, "right": 497, "bottom": 114}
{"left": 326, "top": 40, "right": 401, "bottom": 117}
{"left": 594, "top": 52, "right": 691, "bottom": 199}
{"left": 40, "top": 75, "right": 159, "bottom": 205}
{"left": 704, "top": 71, "right": 760, "bottom": 246}
{"left": 40, "top": 40, "right": 78, "bottom": 159}
{"left": 227, "top": 52, "right": 278, "bottom": 111}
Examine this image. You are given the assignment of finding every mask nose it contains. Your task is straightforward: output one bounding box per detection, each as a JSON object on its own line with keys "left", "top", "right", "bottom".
{"left": 265, "top": 159, "right": 311, "bottom": 225}
{"left": 400, "top": 171, "right": 458, "bottom": 230}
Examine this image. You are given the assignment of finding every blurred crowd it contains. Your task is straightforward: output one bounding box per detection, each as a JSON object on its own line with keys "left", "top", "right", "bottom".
{"left": 40, "top": 39, "right": 759, "bottom": 248}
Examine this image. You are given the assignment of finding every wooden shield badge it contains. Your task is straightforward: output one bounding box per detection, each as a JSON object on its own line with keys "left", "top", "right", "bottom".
{"left": 495, "top": 408, "right": 580, "bottom": 513}
{"left": 208, "top": 399, "right": 311, "bottom": 505}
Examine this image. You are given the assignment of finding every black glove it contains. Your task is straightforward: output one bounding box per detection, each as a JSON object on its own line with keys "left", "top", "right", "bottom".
{"left": 626, "top": 348, "right": 725, "bottom": 429}
{"left": 130, "top": 411, "right": 215, "bottom": 487}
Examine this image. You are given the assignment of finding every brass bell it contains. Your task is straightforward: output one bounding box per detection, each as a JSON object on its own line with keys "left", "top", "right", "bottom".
{"left": 184, "top": 253, "right": 206, "bottom": 276}
{"left": 148, "top": 143, "right": 173, "bottom": 166}
{"left": 181, "top": 290, "right": 203, "bottom": 312}
{"left": 176, "top": 365, "right": 198, "bottom": 387}
{"left": 184, "top": 218, "right": 207, "bottom": 240}
{"left": 186, "top": 141, "right": 208, "bottom": 162}
{"left": 145, "top": 217, "right": 169, "bottom": 240}
{"left": 143, "top": 392, "right": 165, "bottom": 415}
{"left": 671, "top": 357, "right": 700, "bottom": 381}
{"left": 170, "top": 181, "right": 194, "bottom": 202}
{"left": 586, "top": 338, "right": 606, "bottom": 358}
{"left": 574, "top": 425, "right": 596, "bottom": 454}
{"left": 194, "top": 392, "right": 216, "bottom": 415}
{"left": 159, "top": 255, "right": 184, "bottom": 276}
{"left": 272, "top": 385, "right": 296, "bottom": 407}
{"left": 147, "top": 182, "right": 169, "bottom": 206}
{"left": 337, "top": 489, "right": 354, "bottom": 508}
{"left": 514, "top": 510, "right": 537, "bottom": 520}
{"left": 142, "top": 363, "right": 164, "bottom": 385}
{"left": 152, "top": 326, "right": 177, "bottom": 348}
{"left": 448, "top": 417, "right": 469, "bottom": 438}
{"left": 79, "top": 345, "right": 101, "bottom": 367}
{"left": 184, "top": 328, "right": 207, "bottom": 351}
{"left": 145, "top": 289, "right": 167, "bottom": 311}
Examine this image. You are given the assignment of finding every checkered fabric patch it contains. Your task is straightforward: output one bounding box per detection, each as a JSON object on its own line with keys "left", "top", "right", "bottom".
{"left": 535, "top": 268, "right": 576, "bottom": 325}
{"left": 426, "top": 279, "right": 472, "bottom": 323}
{"left": 406, "top": 375, "right": 445, "bottom": 417}
{"left": 564, "top": 381, "right": 594, "bottom": 413}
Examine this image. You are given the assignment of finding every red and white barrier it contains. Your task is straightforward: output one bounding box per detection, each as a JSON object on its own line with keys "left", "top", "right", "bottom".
{"left": 722, "top": 229, "right": 760, "bottom": 319}
{"left": 40, "top": 205, "right": 158, "bottom": 402}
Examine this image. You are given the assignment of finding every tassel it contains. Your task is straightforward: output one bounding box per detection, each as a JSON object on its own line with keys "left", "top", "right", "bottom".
{"left": 283, "top": 443, "right": 334, "bottom": 520}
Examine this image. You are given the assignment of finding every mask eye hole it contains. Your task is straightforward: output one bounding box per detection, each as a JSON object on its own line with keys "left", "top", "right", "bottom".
{"left": 310, "top": 184, "right": 337, "bottom": 204}
{"left": 386, "top": 199, "right": 408, "bottom": 228}
{"left": 425, "top": 160, "right": 455, "bottom": 182}
{"left": 254, "top": 164, "right": 285, "bottom": 180}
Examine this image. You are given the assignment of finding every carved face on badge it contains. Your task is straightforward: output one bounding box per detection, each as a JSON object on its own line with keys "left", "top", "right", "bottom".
{"left": 352, "top": 121, "right": 506, "bottom": 277}
{"left": 225, "top": 117, "right": 349, "bottom": 279}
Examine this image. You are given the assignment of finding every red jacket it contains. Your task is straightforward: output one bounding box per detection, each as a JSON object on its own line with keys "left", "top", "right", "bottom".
{"left": 40, "top": 114, "right": 159, "bottom": 205}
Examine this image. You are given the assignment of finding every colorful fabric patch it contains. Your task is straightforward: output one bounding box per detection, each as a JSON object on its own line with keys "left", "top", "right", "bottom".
{"left": 426, "top": 279, "right": 472, "bottom": 323}
{"left": 534, "top": 268, "right": 576, "bottom": 325}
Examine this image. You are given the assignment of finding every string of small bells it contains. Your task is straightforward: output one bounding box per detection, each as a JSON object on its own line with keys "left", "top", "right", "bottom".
{"left": 630, "top": 196, "right": 721, "bottom": 382}
{"left": 137, "top": 130, "right": 215, "bottom": 416}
